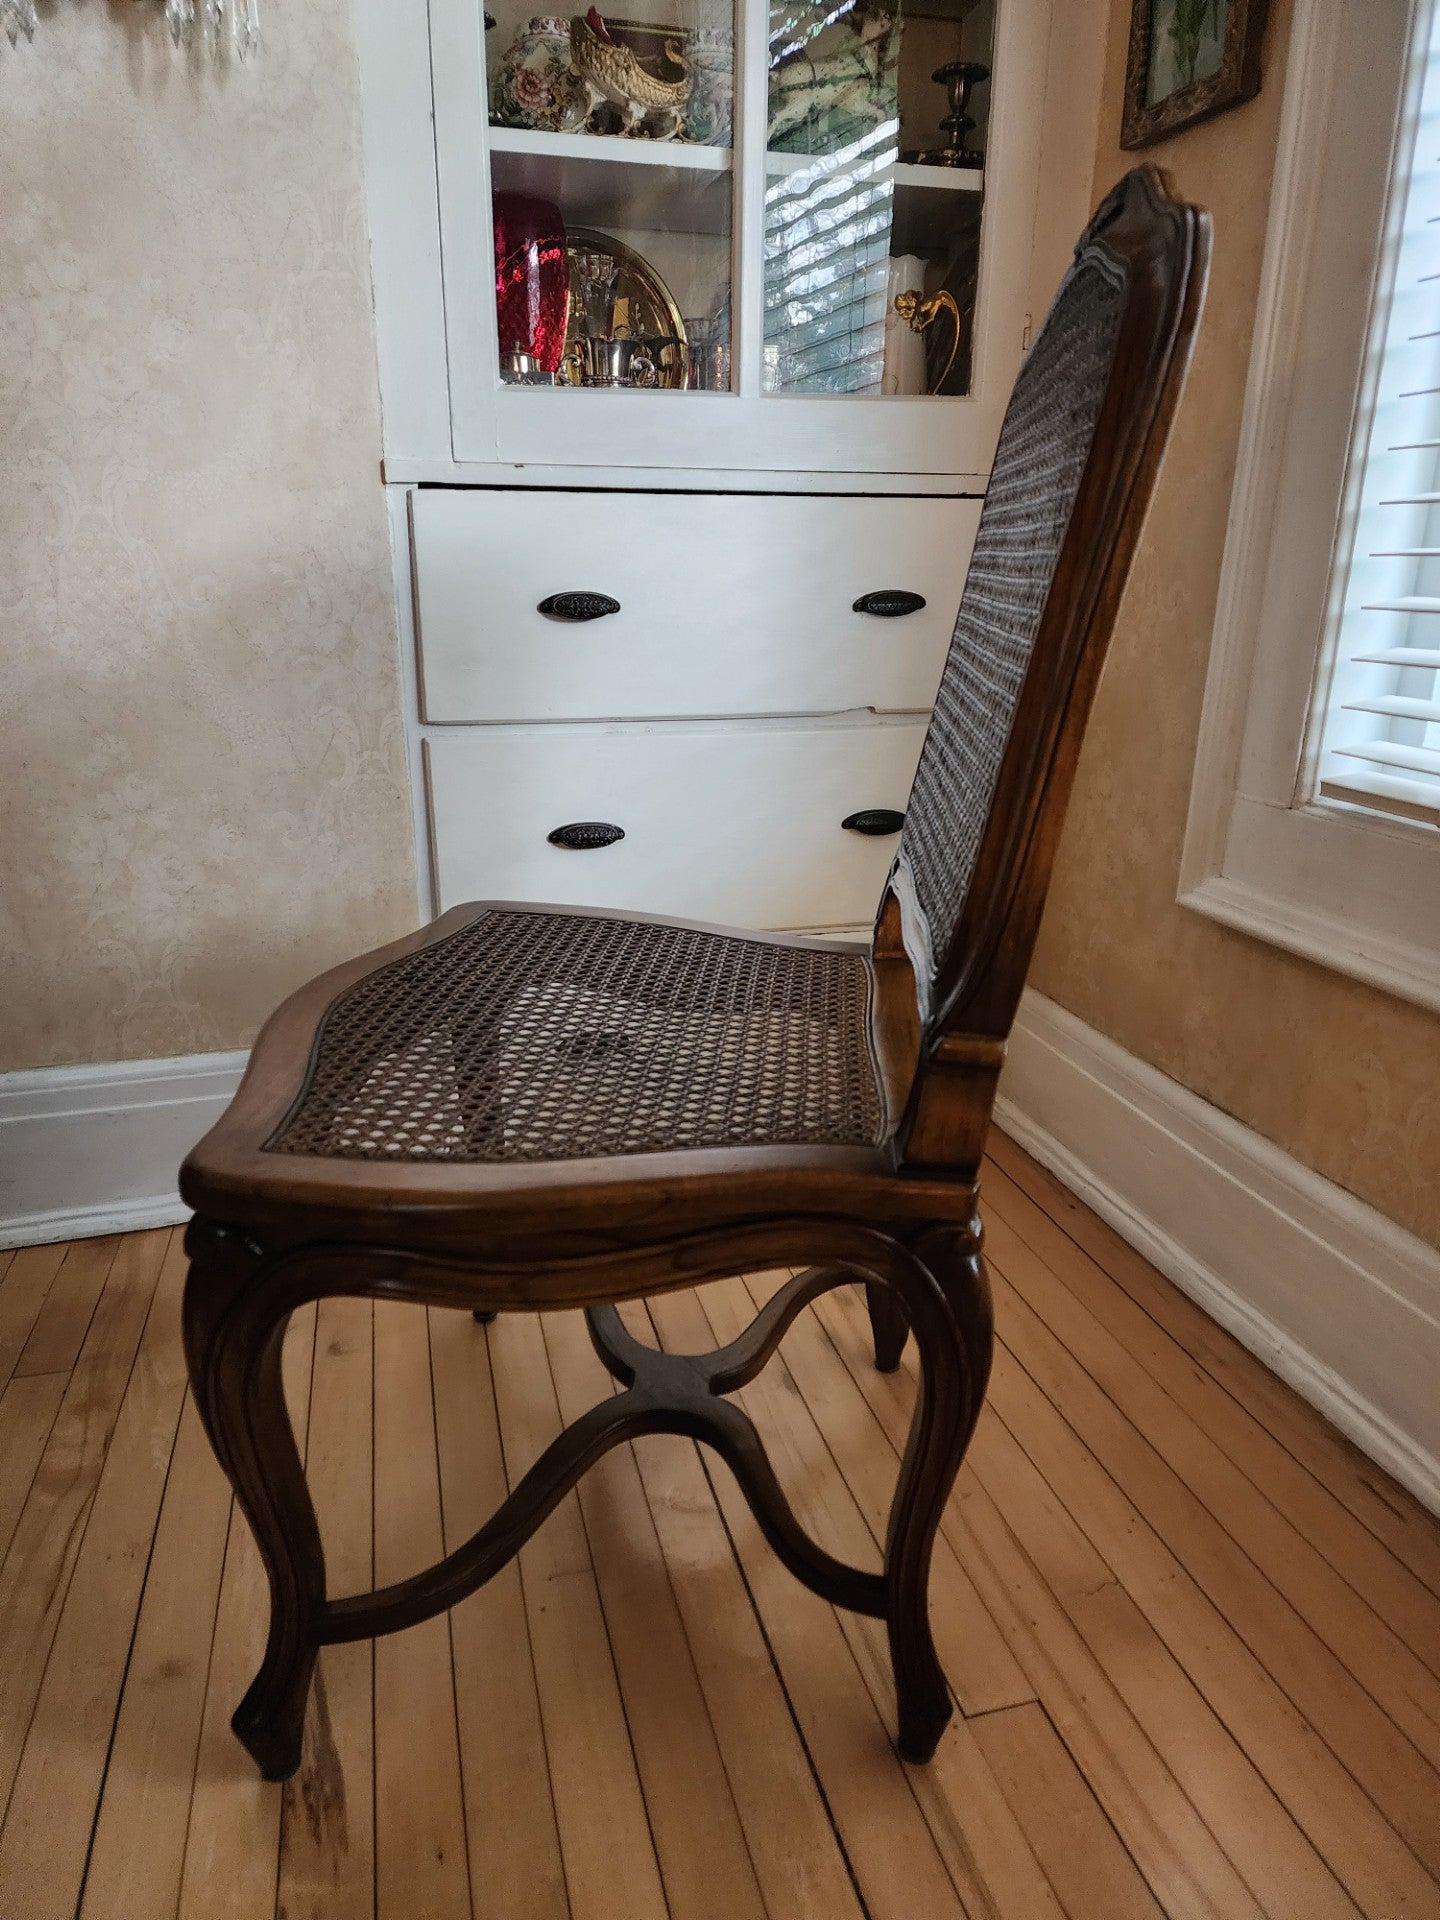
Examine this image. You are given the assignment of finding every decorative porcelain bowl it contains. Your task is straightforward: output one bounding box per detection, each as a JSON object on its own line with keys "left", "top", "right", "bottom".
{"left": 491, "top": 16, "right": 589, "bottom": 133}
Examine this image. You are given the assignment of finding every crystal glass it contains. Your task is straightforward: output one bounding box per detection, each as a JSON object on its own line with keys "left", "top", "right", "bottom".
{"left": 494, "top": 192, "right": 574, "bottom": 379}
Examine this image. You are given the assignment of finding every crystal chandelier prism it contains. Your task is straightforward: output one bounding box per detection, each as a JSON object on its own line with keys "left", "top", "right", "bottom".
{"left": 2, "top": 0, "right": 260, "bottom": 55}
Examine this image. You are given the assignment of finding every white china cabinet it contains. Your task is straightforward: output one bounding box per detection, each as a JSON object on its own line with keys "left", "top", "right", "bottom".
{"left": 351, "top": 0, "right": 1065, "bottom": 930}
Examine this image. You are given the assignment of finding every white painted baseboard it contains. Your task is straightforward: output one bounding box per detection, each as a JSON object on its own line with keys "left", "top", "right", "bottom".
{"left": 0, "top": 1052, "right": 247, "bottom": 1249}
{"left": 996, "top": 991, "right": 1440, "bottom": 1515}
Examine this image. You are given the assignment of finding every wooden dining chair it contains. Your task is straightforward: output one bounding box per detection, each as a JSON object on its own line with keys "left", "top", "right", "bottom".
{"left": 180, "top": 165, "right": 1208, "bottom": 1784}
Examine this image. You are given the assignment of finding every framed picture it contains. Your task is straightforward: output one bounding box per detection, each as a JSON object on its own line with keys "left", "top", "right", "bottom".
{"left": 1121, "top": 0, "right": 1268, "bottom": 149}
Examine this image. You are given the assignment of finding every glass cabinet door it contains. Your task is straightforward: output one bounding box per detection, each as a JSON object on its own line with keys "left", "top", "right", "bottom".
{"left": 392, "top": 0, "right": 1046, "bottom": 473}
{"left": 484, "top": 0, "right": 735, "bottom": 391}
{"left": 764, "top": 0, "right": 992, "bottom": 397}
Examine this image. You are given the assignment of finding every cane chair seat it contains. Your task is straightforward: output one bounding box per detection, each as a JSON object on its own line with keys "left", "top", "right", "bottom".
{"left": 267, "top": 906, "right": 885, "bottom": 1167}
{"left": 179, "top": 166, "right": 1209, "bottom": 1788}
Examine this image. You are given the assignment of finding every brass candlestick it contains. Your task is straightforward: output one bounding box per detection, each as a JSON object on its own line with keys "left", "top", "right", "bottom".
{"left": 901, "top": 59, "right": 988, "bottom": 169}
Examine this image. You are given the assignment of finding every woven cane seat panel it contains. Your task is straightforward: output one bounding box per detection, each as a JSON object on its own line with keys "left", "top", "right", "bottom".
{"left": 267, "top": 910, "right": 884, "bottom": 1164}
{"left": 899, "top": 257, "right": 1127, "bottom": 986}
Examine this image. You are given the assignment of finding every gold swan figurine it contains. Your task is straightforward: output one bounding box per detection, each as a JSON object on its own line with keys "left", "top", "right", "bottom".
{"left": 570, "top": 9, "right": 692, "bottom": 139}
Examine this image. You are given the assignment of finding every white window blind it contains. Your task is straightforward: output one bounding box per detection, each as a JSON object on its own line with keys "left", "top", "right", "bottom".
{"left": 1316, "top": 0, "right": 1440, "bottom": 829}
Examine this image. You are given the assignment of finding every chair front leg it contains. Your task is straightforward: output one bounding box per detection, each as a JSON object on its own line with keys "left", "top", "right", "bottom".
{"left": 881, "top": 1221, "right": 993, "bottom": 1762}
{"left": 182, "top": 1220, "right": 327, "bottom": 1782}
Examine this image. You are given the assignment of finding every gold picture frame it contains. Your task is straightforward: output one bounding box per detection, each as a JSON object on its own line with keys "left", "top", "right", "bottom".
{"left": 1121, "top": 0, "right": 1268, "bottom": 150}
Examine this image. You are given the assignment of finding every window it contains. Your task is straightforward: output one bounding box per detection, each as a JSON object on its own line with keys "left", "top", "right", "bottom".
{"left": 1181, "top": 0, "right": 1440, "bottom": 1012}
{"left": 1313, "top": 3, "right": 1440, "bottom": 827}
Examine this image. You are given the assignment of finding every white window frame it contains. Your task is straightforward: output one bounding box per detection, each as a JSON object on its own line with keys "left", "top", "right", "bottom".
{"left": 1179, "top": 0, "right": 1440, "bottom": 1013}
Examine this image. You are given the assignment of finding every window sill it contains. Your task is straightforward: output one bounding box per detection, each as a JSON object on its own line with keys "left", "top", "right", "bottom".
{"left": 1179, "top": 798, "right": 1440, "bottom": 1014}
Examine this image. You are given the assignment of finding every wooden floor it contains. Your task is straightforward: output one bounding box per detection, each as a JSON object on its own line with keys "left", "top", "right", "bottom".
{"left": 1, "top": 1134, "right": 1438, "bottom": 1920}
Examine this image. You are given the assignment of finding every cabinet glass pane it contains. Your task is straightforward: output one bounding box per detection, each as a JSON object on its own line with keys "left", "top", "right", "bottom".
{"left": 485, "top": 6, "right": 734, "bottom": 391}
{"left": 764, "top": 0, "right": 992, "bottom": 397}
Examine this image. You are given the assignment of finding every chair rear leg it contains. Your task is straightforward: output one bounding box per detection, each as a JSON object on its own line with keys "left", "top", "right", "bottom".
{"left": 882, "top": 1224, "right": 993, "bottom": 1762}
{"left": 865, "top": 1281, "right": 909, "bottom": 1372}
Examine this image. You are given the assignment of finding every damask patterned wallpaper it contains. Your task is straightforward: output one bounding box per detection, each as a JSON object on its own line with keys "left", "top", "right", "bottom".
{"left": 0, "top": 0, "right": 417, "bottom": 1072}
{"left": 3, "top": 0, "right": 1433, "bottom": 1245}
{"left": 1030, "top": 0, "right": 1440, "bottom": 1245}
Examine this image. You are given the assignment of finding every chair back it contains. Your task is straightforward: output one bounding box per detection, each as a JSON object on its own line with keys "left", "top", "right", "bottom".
{"left": 877, "top": 165, "right": 1209, "bottom": 1170}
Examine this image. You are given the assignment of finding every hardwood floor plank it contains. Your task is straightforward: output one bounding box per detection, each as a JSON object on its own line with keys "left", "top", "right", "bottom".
{"left": 0, "top": 1242, "right": 67, "bottom": 1392}
{"left": 430, "top": 1306, "right": 568, "bottom": 1920}
{"left": 985, "top": 1292, "right": 1437, "bottom": 1917}
{"left": 176, "top": 1303, "right": 318, "bottom": 1920}
{"left": 985, "top": 1132, "right": 1440, "bottom": 1598}
{"left": 79, "top": 1389, "right": 233, "bottom": 1920}
{"left": 716, "top": 1274, "right": 1067, "bottom": 1920}
{"left": 277, "top": 1295, "right": 377, "bottom": 1920}
{"left": 0, "top": 1229, "right": 169, "bottom": 1830}
{"left": 14, "top": 1235, "right": 122, "bottom": 1379}
{"left": 371, "top": 1298, "right": 471, "bottom": 1920}
{"left": 0, "top": 1373, "right": 67, "bottom": 1569}
{"left": 984, "top": 1199, "right": 1440, "bottom": 1766}
{"left": 610, "top": 1294, "right": 866, "bottom": 1920}
{"left": 647, "top": 1284, "right": 970, "bottom": 1920}
{"left": 752, "top": 1276, "right": 1337, "bottom": 1919}
{"left": 488, "top": 1308, "right": 667, "bottom": 1920}
{"left": 968, "top": 1370, "right": 1360, "bottom": 1918}
{"left": 982, "top": 1153, "right": 1440, "bottom": 1675}
{"left": 969, "top": 1701, "right": 1166, "bottom": 1920}
{"left": 543, "top": 1304, "right": 769, "bottom": 1920}
{"left": 1, "top": 1202, "right": 1431, "bottom": 1920}
{"left": 814, "top": 1284, "right": 1270, "bottom": 1920}
{"left": 0, "top": 1230, "right": 188, "bottom": 1920}
{"left": 987, "top": 1240, "right": 1440, "bottom": 1884}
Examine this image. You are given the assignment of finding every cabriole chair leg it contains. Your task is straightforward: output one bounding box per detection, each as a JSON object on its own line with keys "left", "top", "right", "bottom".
{"left": 880, "top": 1226, "right": 993, "bottom": 1762}
{"left": 182, "top": 1224, "right": 327, "bottom": 1783}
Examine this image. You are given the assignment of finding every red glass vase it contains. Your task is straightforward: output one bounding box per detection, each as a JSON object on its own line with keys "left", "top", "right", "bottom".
{"left": 493, "top": 190, "right": 570, "bottom": 375}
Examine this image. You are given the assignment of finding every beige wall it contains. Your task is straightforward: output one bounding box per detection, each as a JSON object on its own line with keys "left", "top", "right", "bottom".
{"left": 4, "top": 0, "right": 1434, "bottom": 1242}
{"left": 1030, "top": 0, "right": 1440, "bottom": 1246}
{"left": 0, "top": 0, "right": 416, "bottom": 1073}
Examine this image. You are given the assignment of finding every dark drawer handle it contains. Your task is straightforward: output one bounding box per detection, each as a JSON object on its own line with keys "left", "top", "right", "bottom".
{"left": 853, "top": 589, "right": 927, "bottom": 618}
{"left": 548, "top": 821, "right": 625, "bottom": 850}
{"left": 843, "top": 809, "right": 905, "bottom": 836}
{"left": 538, "top": 591, "right": 621, "bottom": 622}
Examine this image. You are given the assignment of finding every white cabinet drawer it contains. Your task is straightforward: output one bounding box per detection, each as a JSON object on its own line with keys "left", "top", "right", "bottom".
{"left": 425, "top": 719, "right": 927, "bottom": 929}
{"left": 411, "top": 489, "right": 977, "bottom": 723}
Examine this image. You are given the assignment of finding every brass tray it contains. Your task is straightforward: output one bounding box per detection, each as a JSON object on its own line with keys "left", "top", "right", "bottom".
{"left": 562, "top": 227, "right": 690, "bottom": 390}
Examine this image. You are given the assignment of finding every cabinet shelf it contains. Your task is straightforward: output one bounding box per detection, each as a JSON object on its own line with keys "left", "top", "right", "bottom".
{"left": 489, "top": 126, "right": 731, "bottom": 172}
{"left": 487, "top": 129, "right": 981, "bottom": 243}
{"left": 490, "top": 126, "right": 732, "bottom": 235}
{"left": 765, "top": 150, "right": 984, "bottom": 258}
{"left": 766, "top": 149, "right": 984, "bottom": 195}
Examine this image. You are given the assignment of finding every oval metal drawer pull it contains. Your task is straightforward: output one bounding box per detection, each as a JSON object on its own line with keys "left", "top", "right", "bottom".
{"left": 842, "top": 809, "right": 905, "bottom": 836}
{"left": 548, "top": 821, "right": 626, "bottom": 850}
{"left": 538, "top": 591, "right": 621, "bottom": 622}
{"left": 853, "top": 589, "right": 927, "bottom": 618}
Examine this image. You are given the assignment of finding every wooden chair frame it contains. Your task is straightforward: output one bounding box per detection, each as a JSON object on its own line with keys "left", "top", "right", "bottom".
{"left": 180, "top": 166, "right": 1208, "bottom": 1784}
